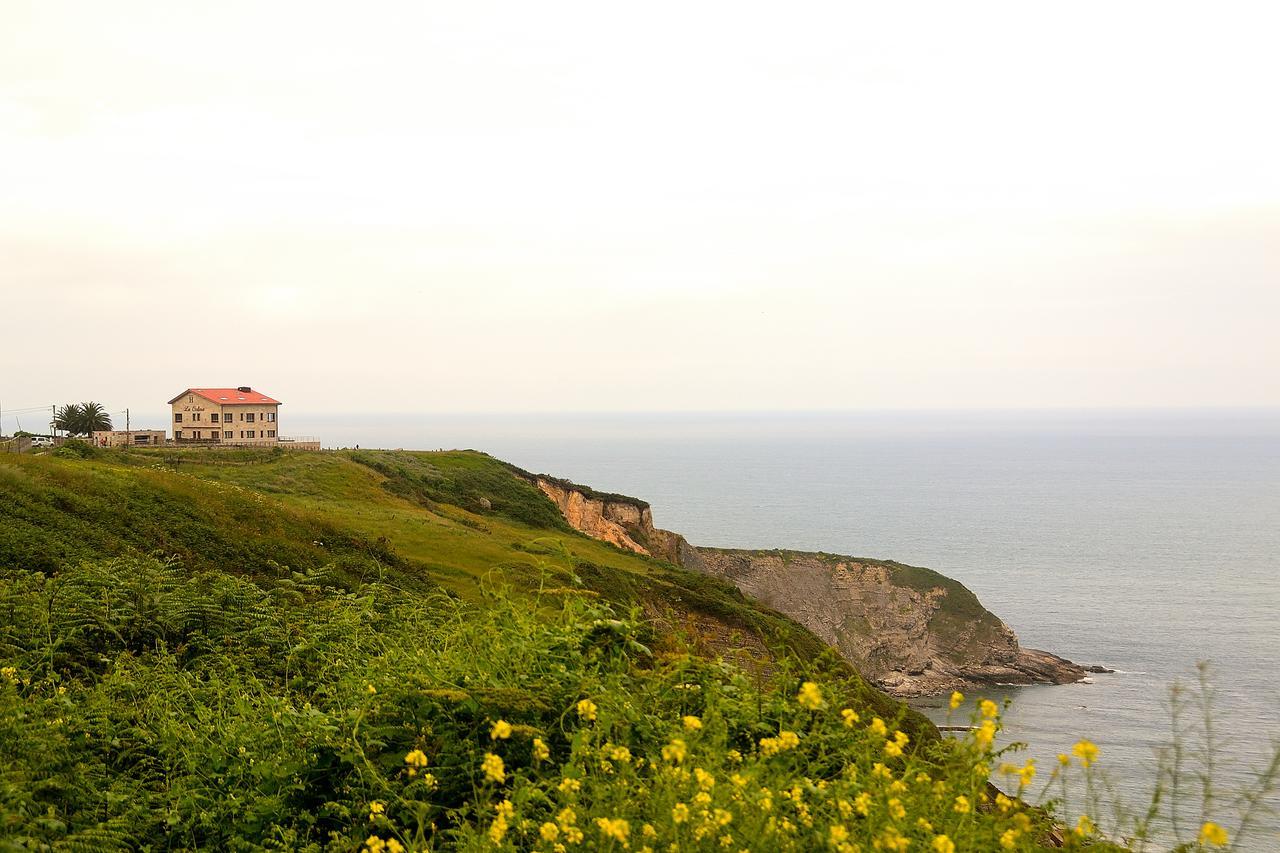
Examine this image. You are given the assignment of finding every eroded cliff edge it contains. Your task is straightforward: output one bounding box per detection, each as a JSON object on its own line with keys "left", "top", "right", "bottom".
{"left": 521, "top": 470, "right": 1084, "bottom": 698}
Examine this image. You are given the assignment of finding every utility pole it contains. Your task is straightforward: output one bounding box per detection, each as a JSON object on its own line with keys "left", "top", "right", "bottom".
{"left": 51, "top": 405, "right": 56, "bottom": 439}
{"left": 126, "top": 408, "right": 130, "bottom": 448}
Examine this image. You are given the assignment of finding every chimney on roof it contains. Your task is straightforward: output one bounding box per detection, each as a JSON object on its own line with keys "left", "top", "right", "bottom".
{"left": 237, "top": 386, "right": 251, "bottom": 392}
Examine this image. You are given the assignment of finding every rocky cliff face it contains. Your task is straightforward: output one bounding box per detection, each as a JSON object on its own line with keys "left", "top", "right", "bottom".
{"left": 524, "top": 472, "right": 1084, "bottom": 698}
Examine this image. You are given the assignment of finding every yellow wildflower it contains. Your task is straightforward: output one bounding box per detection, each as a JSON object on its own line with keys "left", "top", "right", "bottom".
{"left": 1000, "top": 828, "right": 1019, "bottom": 849}
{"left": 830, "top": 824, "right": 850, "bottom": 844}
{"left": 488, "top": 814, "right": 508, "bottom": 844}
{"left": 1074, "top": 815, "right": 1094, "bottom": 837}
{"left": 559, "top": 776, "right": 581, "bottom": 794}
{"left": 609, "top": 744, "right": 632, "bottom": 763}
{"left": 495, "top": 800, "right": 514, "bottom": 820}
{"left": 726, "top": 749, "right": 743, "bottom": 763}
{"left": 596, "top": 817, "right": 630, "bottom": 844}
{"left": 643, "top": 823, "right": 656, "bottom": 838}
{"left": 1199, "top": 821, "right": 1229, "bottom": 846}
{"left": 854, "top": 792, "right": 872, "bottom": 816}
{"left": 1018, "top": 760, "right": 1036, "bottom": 787}
{"left": 872, "top": 762, "right": 893, "bottom": 779}
{"left": 1057, "top": 752, "right": 1071, "bottom": 767}
{"left": 953, "top": 795, "right": 971, "bottom": 814}
{"left": 883, "top": 739, "right": 903, "bottom": 759}
{"left": 533, "top": 737, "right": 551, "bottom": 762}
{"left": 916, "top": 817, "right": 933, "bottom": 832}
{"left": 869, "top": 717, "right": 888, "bottom": 736}
{"left": 364, "top": 836, "right": 385, "bottom": 852}
{"left": 490, "top": 719, "right": 513, "bottom": 740}
{"left": 877, "top": 826, "right": 910, "bottom": 853}
{"left": 403, "top": 748, "right": 428, "bottom": 776}
{"left": 366, "top": 683, "right": 377, "bottom": 694}
{"left": 695, "top": 767, "right": 716, "bottom": 790}
{"left": 384, "top": 841, "right": 404, "bottom": 853}
{"left": 974, "top": 720, "right": 996, "bottom": 749}
{"left": 540, "top": 822, "right": 560, "bottom": 842}
{"left": 949, "top": 691, "right": 964, "bottom": 710}
{"left": 887, "top": 798, "right": 906, "bottom": 820}
{"left": 662, "top": 737, "right": 687, "bottom": 763}
{"left": 995, "top": 793, "right": 1013, "bottom": 812}
{"left": 1072, "top": 739, "right": 1099, "bottom": 767}
{"left": 778, "top": 730, "right": 800, "bottom": 749}
{"left": 368, "top": 800, "right": 385, "bottom": 821}
{"left": 714, "top": 808, "right": 733, "bottom": 826}
{"left": 979, "top": 699, "right": 999, "bottom": 719}
{"left": 682, "top": 715, "right": 703, "bottom": 731}
{"left": 840, "top": 708, "right": 859, "bottom": 727}
{"left": 672, "top": 802, "right": 690, "bottom": 823}
{"left": 577, "top": 698, "right": 598, "bottom": 721}
{"left": 797, "top": 681, "right": 824, "bottom": 710}
{"left": 932, "top": 835, "right": 956, "bottom": 853}
{"left": 481, "top": 752, "right": 505, "bottom": 783}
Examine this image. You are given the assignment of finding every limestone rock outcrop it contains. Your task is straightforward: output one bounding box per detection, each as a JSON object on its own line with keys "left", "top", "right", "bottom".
{"left": 519, "top": 470, "right": 1084, "bottom": 698}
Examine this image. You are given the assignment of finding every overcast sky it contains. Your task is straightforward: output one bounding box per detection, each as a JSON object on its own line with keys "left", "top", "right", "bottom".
{"left": 2, "top": 1, "right": 1278, "bottom": 425}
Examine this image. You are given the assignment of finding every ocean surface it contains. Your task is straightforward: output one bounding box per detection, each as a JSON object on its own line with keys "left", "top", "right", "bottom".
{"left": 298, "top": 409, "right": 1280, "bottom": 848}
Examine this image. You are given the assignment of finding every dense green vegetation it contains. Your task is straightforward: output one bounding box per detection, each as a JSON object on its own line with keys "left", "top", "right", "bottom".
{"left": 0, "top": 448, "right": 1260, "bottom": 850}
{"left": 0, "top": 554, "right": 1067, "bottom": 851}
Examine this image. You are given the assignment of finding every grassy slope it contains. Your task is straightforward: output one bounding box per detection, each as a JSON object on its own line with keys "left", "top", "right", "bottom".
{"left": 0, "top": 447, "right": 912, "bottom": 726}
{"left": 0, "top": 447, "right": 1127, "bottom": 851}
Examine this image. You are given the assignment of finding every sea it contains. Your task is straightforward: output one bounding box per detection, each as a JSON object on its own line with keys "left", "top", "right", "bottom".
{"left": 296, "top": 409, "right": 1280, "bottom": 849}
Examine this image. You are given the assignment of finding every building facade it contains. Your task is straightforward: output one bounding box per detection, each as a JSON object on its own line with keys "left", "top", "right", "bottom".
{"left": 169, "top": 387, "right": 281, "bottom": 445}
{"left": 91, "top": 429, "right": 166, "bottom": 448}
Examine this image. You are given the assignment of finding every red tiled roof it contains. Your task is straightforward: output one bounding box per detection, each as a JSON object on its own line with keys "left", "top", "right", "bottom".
{"left": 168, "top": 388, "right": 281, "bottom": 406}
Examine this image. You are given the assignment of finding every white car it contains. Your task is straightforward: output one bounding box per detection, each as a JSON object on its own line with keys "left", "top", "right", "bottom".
{"left": 29, "top": 436, "right": 55, "bottom": 447}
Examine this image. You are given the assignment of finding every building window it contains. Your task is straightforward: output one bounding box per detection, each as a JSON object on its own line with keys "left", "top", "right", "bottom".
{"left": 174, "top": 413, "right": 183, "bottom": 423}
{"left": 223, "top": 431, "right": 232, "bottom": 439}
{"left": 267, "top": 430, "right": 276, "bottom": 437}
{"left": 267, "top": 412, "right": 276, "bottom": 422}
{"left": 192, "top": 412, "right": 201, "bottom": 421}
{"left": 194, "top": 430, "right": 201, "bottom": 439}
{"left": 246, "top": 430, "right": 256, "bottom": 438}
{"left": 246, "top": 413, "right": 255, "bottom": 423}
{"left": 210, "top": 413, "right": 218, "bottom": 423}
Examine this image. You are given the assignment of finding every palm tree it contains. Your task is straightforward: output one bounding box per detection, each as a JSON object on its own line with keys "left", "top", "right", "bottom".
{"left": 53, "top": 403, "right": 83, "bottom": 435}
{"left": 79, "top": 402, "right": 112, "bottom": 433}
{"left": 53, "top": 402, "right": 112, "bottom": 436}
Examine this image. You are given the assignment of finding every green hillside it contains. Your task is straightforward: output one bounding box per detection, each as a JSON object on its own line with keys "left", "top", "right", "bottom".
{"left": 0, "top": 447, "right": 1089, "bottom": 851}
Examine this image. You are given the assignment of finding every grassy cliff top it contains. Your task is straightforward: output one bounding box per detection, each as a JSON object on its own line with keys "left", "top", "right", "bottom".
{"left": 0, "top": 446, "right": 1129, "bottom": 850}
{"left": 0, "top": 446, "right": 895, "bottom": 706}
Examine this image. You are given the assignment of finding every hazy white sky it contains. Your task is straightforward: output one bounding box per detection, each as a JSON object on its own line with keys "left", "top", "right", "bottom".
{"left": 2, "top": 1, "right": 1278, "bottom": 424}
